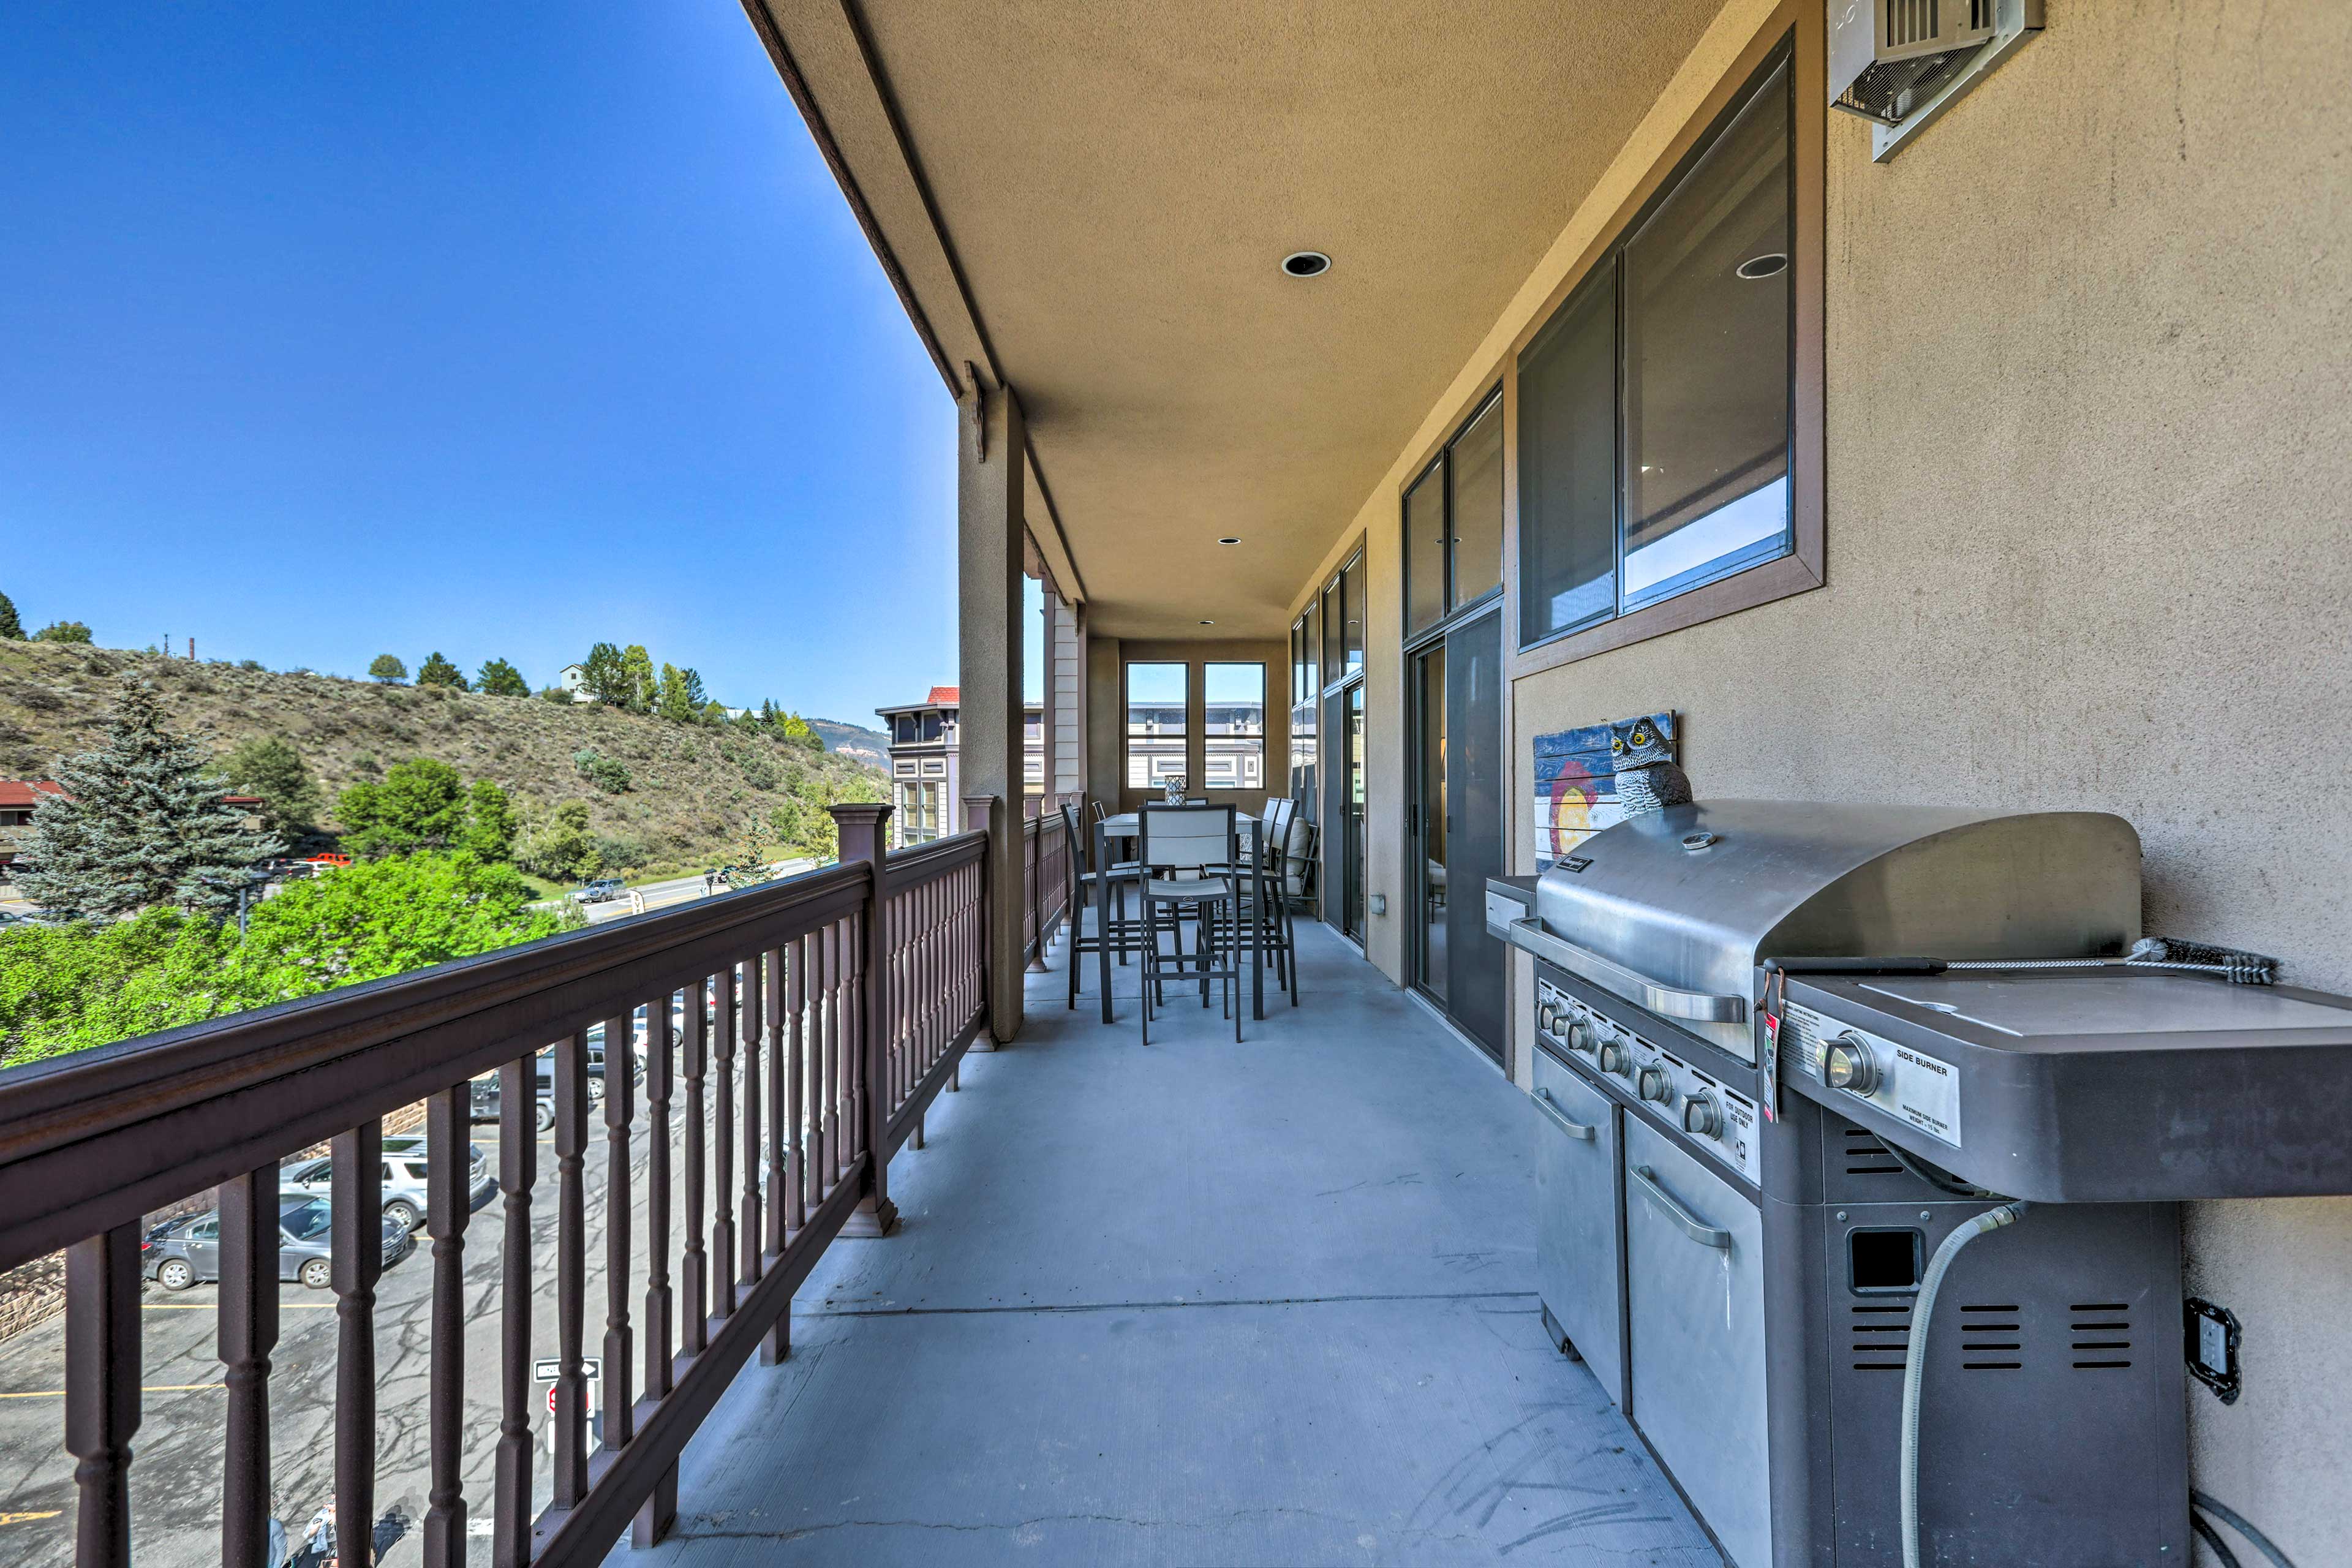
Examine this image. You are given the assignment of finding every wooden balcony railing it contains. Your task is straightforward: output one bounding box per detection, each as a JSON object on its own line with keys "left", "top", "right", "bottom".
{"left": 1020, "top": 805, "right": 1071, "bottom": 971}
{"left": 0, "top": 801, "right": 987, "bottom": 1568}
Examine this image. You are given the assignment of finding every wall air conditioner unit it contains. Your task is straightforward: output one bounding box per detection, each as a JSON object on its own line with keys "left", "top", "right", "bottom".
{"left": 1830, "top": 0, "right": 2045, "bottom": 160}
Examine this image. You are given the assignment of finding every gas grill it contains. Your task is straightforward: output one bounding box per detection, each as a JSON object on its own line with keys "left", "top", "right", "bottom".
{"left": 1492, "top": 799, "right": 2352, "bottom": 1567}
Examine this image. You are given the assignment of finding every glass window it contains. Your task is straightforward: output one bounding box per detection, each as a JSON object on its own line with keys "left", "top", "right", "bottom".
{"left": 1622, "top": 57, "right": 1790, "bottom": 608}
{"left": 1517, "top": 50, "right": 1793, "bottom": 646}
{"left": 1341, "top": 553, "right": 1365, "bottom": 677}
{"left": 1303, "top": 597, "right": 1321, "bottom": 697}
{"left": 1125, "top": 662, "right": 1188, "bottom": 789}
{"left": 1203, "top": 664, "right": 1265, "bottom": 792}
{"left": 1404, "top": 464, "right": 1446, "bottom": 636}
{"left": 1448, "top": 394, "right": 1503, "bottom": 606}
{"left": 1519, "top": 265, "right": 1618, "bottom": 643}
{"left": 1320, "top": 576, "right": 1343, "bottom": 682}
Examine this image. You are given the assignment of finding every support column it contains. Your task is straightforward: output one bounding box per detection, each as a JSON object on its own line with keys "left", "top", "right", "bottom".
{"left": 959, "top": 379, "right": 1027, "bottom": 1043}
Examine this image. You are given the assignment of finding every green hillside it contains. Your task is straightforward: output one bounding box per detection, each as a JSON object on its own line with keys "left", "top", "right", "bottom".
{"left": 0, "top": 641, "right": 884, "bottom": 881}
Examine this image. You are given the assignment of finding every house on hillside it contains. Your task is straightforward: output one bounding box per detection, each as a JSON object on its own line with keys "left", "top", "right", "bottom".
{"left": 555, "top": 664, "right": 598, "bottom": 703}
{"left": 0, "top": 780, "right": 66, "bottom": 876}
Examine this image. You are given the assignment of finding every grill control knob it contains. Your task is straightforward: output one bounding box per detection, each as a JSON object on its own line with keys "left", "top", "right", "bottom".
{"left": 1597, "top": 1039, "right": 1630, "bottom": 1076}
{"left": 1536, "top": 1003, "right": 1561, "bottom": 1035}
{"left": 1566, "top": 1017, "right": 1594, "bottom": 1055}
{"left": 1681, "top": 1091, "right": 1722, "bottom": 1139}
{"left": 1637, "top": 1065, "right": 1673, "bottom": 1104}
{"left": 1824, "top": 1033, "right": 1882, "bottom": 1095}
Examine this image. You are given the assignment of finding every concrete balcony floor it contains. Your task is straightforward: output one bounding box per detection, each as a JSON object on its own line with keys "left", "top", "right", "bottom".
{"left": 616, "top": 917, "right": 1714, "bottom": 1566}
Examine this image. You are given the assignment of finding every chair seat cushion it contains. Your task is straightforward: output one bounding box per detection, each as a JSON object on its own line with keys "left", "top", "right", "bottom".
{"left": 1144, "top": 876, "right": 1232, "bottom": 901}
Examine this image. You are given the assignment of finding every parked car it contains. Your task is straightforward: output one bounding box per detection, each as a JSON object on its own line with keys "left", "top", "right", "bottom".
{"left": 281, "top": 1142, "right": 495, "bottom": 1232}
{"left": 575, "top": 878, "right": 625, "bottom": 903}
{"left": 143, "top": 1197, "right": 411, "bottom": 1292}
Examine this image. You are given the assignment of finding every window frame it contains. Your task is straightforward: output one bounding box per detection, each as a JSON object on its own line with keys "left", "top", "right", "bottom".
{"left": 1509, "top": 10, "right": 1822, "bottom": 678}
{"left": 1201, "top": 661, "right": 1267, "bottom": 794}
{"left": 1123, "top": 660, "right": 1192, "bottom": 790}
{"left": 1403, "top": 384, "right": 1507, "bottom": 652}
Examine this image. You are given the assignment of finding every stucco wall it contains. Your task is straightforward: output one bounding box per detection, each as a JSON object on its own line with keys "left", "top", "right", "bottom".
{"left": 1499, "top": 3, "right": 2351, "bottom": 1562}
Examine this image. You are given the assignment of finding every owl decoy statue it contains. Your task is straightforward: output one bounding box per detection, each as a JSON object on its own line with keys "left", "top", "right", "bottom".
{"left": 1608, "top": 717, "right": 1692, "bottom": 818}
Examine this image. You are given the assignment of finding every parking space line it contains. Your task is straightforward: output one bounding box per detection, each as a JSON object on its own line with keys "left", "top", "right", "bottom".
{"left": 0, "top": 1384, "right": 224, "bottom": 1400}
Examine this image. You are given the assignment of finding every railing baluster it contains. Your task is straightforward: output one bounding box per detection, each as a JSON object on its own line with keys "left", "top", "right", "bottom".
{"left": 643, "top": 992, "right": 674, "bottom": 1398}
{"left": 493, "top": 1055, "right": 537, "bottom": 1568}
{"left": 763, "top": 949, "right": 785, "bottom": 1262}
{"left": 602, "top": 1009, "right": 636, "bottom": 1450}
{"left": 761, "top": 947, "right": 790, "bottom": 1367}
{"left": 220, "top": 1163, "right": 278, "bottom": 1568}
{"left": 554, "top": 1035, "right": 589, "bottom": 1508}
{"left": 638, "top": 989, "right": 679, "bottom": 1547}
{"left": 817, "top": 924, "right": 837, "bottom": 1196}
{"left": 421, "top": 1088, "right": 469, "bottom": 1565}
{"left": 786, "top": 935, "right": 807, "bottom": 1235}
{"left": 680, "top": 980, "right": 709, "bottom": 1357}
{"left": 65, "top": 1223, "right": 140, "bottom": 1568}
{"left": 739, "top": 959, "right": 763, "bottom": 1297}
{"left": 711, "top": 965, "right": 736, "bottom": 1317}
{"left": 332, "top": 1120, "right": 383, "bottom": 1567}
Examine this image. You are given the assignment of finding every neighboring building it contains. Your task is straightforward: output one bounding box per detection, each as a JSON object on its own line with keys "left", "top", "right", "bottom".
{"left": 556, "top": 664, "right": 597, "bottom": 703}
{"left": 876, "top": 686, "right": 1044, "bottom": 847}
{"left": 0, "top": 780, "right": 66, "bottom": 875}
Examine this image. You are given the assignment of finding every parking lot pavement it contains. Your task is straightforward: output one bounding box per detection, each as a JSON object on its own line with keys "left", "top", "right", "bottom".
{"left": 0, "top": 1084, "right": 747, "bottom": 1567}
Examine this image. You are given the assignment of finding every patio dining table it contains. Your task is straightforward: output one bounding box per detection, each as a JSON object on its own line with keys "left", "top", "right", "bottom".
{"left": 1091, "top": 812, "right": 1270, "bottom": 1025}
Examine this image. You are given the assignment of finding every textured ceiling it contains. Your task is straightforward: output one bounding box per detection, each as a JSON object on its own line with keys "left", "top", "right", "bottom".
{"left": 755, "top": 1, "right": 1726, "bottom": 638}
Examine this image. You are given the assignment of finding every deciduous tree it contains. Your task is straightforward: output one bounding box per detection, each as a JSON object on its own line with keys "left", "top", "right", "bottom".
{"left": 462, "top": 779, "right": 516, "bottom": 861}
{"left": 13, "top": 673, "right": 280, "bottom": 919}
{"left": 657, "top": 662, "right": 697, "bottom": 723}
{"left": 34, "top": 621, "right": 93, "bottom": 644}
{"left": 514, "top": 799, "right": 602, "bottom": 881}
{"left": 620, "top": 644, "right": 657, "bottom": 714}
{"left": 368, "top": 654, "right": 408, "bottom": 684}
{"left": 337, "top": 758, "right": 469, "bottom": 857}
{"left": 221, "top": 734, "right": 322, "bottom": 834}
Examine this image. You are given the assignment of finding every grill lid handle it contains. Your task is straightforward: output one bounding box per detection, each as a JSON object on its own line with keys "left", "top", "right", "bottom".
{"left": 1505, "top": 918, "right": 1749, "bottom": 1024}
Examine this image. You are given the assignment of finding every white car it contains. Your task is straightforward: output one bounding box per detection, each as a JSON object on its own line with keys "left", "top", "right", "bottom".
{"left": 282, "top": 1143, "right": 496, "bottom": 1232}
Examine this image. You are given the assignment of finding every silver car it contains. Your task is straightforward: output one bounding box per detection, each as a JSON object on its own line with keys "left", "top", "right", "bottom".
{"left": 282, "top": 1142, "right": 496, "bottom": 1233}
{"left": 143, "top": 1197, "right": 411, "bottom": 1292}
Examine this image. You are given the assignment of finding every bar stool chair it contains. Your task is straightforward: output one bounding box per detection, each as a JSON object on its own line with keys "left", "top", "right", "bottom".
{"left": 1137, "top": 804, "right": 1243, "bottom": 1044}
{"left": 1063, "top": 802, "right": 1144, "bottom": 1010}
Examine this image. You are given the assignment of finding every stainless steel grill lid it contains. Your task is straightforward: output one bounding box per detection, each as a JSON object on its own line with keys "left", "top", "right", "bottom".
{"left": 1520, "top": 801, "right": 2141, "bottom": 1060}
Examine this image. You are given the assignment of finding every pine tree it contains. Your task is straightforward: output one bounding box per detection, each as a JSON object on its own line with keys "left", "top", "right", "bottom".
{"left": 415, "top": 651, "right": 469, "bottom": 690}
{"left": 476, "top": 657, "right": 529, "bottom": 696}
{"left": 680, "top": 668, "right": 708, "bottom": 711}
{"left": 0, "top": 589, "right": 21, "bottom": 639}
{"left": 14, "top": 673, "right": 280, "bottom": 920}
{"left": 579, "top": 643, "right": 630, "bottom": 704}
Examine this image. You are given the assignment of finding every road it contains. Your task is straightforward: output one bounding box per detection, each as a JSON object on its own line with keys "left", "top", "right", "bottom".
{"left": 0, "top": 1057, "right": 761, "bottom": 1568}
{"left": 573, "top": 860, "right": 817, "bottom": 926}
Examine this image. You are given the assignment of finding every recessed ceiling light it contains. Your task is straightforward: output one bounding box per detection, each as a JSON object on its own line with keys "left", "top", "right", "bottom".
{"left": 1217, "top": 537, "right": 1240, "bottom": 545}
{"left": 1281, "top": 251, "right": 1331, "bottom": 279}
{"left": 1199, "top": 619, "right": 1215, "bottom": 626}
{"left": 1735, "top": 253, "right": 1789, "bottom": 281}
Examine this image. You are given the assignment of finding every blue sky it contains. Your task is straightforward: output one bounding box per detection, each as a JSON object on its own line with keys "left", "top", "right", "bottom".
{"left": 0, "top": 3, "right": 959, "bottom": 726}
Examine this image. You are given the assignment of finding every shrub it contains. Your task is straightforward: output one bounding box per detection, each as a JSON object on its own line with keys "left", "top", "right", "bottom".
{"left": 34, "top": 620, "right": 94, "bottom": 644}
{"left": 571, "top": 747, "right": 631, "bottom": 794}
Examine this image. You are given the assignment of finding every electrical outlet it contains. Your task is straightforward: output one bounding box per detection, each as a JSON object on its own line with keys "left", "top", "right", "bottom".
{"left": 2184, "top": 1297, "right": 2241, "bottom": 1404}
